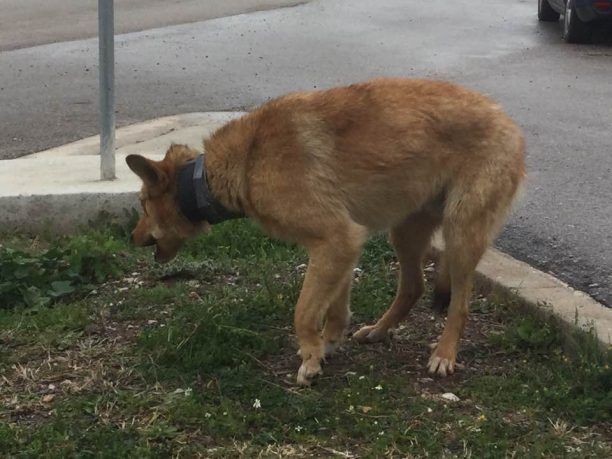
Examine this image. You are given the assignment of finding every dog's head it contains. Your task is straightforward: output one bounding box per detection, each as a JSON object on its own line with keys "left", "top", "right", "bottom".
{"left": 126, "top": 144, "right": 210, "bottom": 263}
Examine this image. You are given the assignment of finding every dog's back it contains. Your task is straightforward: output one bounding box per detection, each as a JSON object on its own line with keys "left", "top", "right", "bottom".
{"left": 212, "top": 78, "right": 525, "bottom": 233}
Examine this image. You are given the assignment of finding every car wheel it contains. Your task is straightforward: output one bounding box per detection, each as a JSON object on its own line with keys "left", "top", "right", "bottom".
{"left": 538, "top": 0, "right": 560, "bottom": 21}
{"left": 563, "top": 0, "right": 592, "bottom": 43}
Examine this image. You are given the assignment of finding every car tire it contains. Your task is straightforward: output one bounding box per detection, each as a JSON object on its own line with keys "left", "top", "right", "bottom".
{"left": 563, "top": 0, "right": 592, "bottom": 43}
{"left": 538, "top": 0, "right": 560, "bottom": 21}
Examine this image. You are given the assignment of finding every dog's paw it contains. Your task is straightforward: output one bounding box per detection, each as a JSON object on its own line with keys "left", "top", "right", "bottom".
{"left": 427, "top": 348, "right": 456, "bottom": 377}
{"left": 296, "top": 358, "right": 322, "bottom": 386}
{"left": 352, "top": 324, "right": 388, "bottom": 343}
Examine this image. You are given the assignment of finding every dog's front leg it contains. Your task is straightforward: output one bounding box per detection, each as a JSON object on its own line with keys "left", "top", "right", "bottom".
{"left": 321, "top": 272, "right": 353, "bottom": 356}
{"left": 294, "top": 227, "right": 365, "bottom": 386}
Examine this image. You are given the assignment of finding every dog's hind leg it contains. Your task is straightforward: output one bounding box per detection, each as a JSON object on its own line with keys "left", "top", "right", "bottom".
{"left": 354, "top": 210, "right": 441, "bottom": 344}
{"left": 428, "top": 172, "right": 520, "bottom": 376}
{"left": 295, "top": 222, "right": 366, "bottom": 386}
{"left": 427, "top": 217, "right": 488, "bottom": 377}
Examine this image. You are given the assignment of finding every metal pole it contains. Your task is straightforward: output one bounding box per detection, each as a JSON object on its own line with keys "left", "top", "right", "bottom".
{"left": 98, "top": 0, "right": 115, "bottom": 180}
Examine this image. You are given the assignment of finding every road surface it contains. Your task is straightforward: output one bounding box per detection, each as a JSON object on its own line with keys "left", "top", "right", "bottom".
{"left": 0, "top": 0, "right": 610, "bottom": 305}
{"left": 0, "top": 0, "right": 306, "bottom": 51}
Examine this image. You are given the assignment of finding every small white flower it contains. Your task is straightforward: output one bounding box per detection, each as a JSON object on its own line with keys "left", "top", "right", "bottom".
{"left": 184, "top": 387, "right": 193, "bottom": 397}
{"left": 374, "top": 385, "right": 383, "bottom": 391}
{"left": 427, "top": 407, "right": 433, "bottom": 413}
{"left": 294, "top": 425, "right": 303, "bottom": 432}
{"left": 204, "top": 412, "right": 212, "bottom": 418}
{"left": 378, "top": 431, "right": 385, "bottom": 436}
{"left": 253, "top": 398, "right": 261, "bottom": 409}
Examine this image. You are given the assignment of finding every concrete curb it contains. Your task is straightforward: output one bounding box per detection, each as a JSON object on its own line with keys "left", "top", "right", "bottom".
{"left": 2, "top": 112, "right": 610, "bottom": 351}
{"left": 26, "top": 112, "right": 243, "bottom": 159}
{"left": 0, "top": 112, "right": 244, "bottom": 234}
{"left": 477, "top": 249, "right": 611, "bottom": 348}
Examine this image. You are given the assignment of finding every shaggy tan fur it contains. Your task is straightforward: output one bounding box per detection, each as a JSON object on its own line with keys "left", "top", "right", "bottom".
{"left": 127, "top": 78, "right": 525, "bottom": 385}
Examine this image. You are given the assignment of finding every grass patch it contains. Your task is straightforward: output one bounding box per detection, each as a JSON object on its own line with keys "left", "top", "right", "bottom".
{"left": 477, "top": 315, "right": 611, "bottom": 426}
{"left": 0, "top": 220, "right": 610, "bottom": 457}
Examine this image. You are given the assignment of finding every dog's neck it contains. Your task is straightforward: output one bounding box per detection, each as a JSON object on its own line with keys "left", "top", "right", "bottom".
{"left": 201, "top": 115, "right": 255, "bottom": 218}
{"left": 176, "top": 154, "right": 244, "bottom": 224}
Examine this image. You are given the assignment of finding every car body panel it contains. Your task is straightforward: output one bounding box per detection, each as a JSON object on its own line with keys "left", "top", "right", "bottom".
{"left": 546, "top": 0, "right": 612, "bottom": 22}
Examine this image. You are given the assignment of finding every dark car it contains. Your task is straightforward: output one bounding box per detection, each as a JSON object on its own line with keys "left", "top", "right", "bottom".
{"left": 538, "top": 0, "right": 612, "bottom": 42}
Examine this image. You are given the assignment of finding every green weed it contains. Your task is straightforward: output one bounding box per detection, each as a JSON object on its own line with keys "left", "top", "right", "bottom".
{"left": 0, "top": 229, "right": 129, "bottom": 309}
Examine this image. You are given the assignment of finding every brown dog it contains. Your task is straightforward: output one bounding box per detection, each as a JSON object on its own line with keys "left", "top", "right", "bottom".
{"left": 126, "top": 78, "right": 525, "bottom": 385}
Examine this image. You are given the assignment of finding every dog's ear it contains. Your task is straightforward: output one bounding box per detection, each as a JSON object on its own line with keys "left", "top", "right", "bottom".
{"left": 126, "top": 155, "right": 167, "bottom": 189}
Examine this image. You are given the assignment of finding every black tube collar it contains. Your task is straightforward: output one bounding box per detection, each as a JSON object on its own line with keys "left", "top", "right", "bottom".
{"left": 177, "top": 154, "right": 243, "bottom": 224}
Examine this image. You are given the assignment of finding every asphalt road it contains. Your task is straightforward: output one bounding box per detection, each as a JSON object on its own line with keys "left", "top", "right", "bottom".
{"left": 0, "top": 0, "right": 306, "bottom": 51}
{"left": 0, "top": 0, "right": 611, "bottom": 305}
